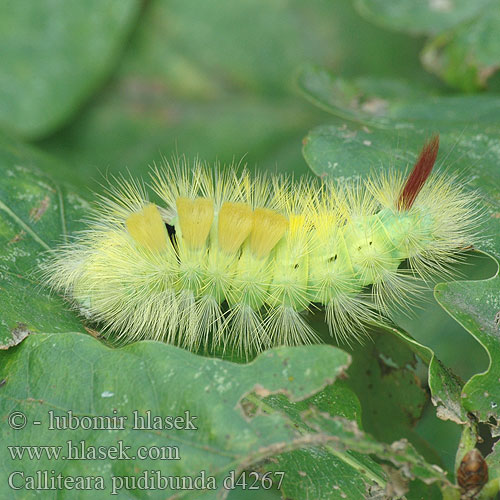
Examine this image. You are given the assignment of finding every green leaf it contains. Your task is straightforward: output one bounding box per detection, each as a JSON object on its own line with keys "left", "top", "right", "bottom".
{"left": 385, "top": 325, "right": 467, "bottom": 426}
{"left": 263, "top": 369, "right": 452, "bottom": 499}
{"left": 0, "top": 0, "right": 141, "bottom": 139}
{"left": 247, "top": 387, "right": 452, "bottom": 499}
{"left": 354, "top": 0, "right": 492, "bottom": 36}
{"left": 480, "top": 441, "right": 500, "bottom": 499}
{"left": 0, "top": 134, "right": 89, "bottom": 348}
{"left": 354, "top": 0, "right": 500, "bottom": 90}
{"left": 302, "top": 410, "right": 450, "bottom": 487}
{"left": 421, "top": 8, "right": 500, "bottom": 92}
{"left": 343, "top": 330, "right": 433, "bottom": 453}
{"left": 487, "top": 440, "right": 500, "bottom": 479}
{"left": 435, "top": 274, "right": 500, "bottom": 427}
{"left": 296, "top": 65, "right": 500, "bottom": 129}
{"left": 270, "top": 447, "right": 383, "bottom": 500}
{"left": 0, "top": 332, "right": 359, "bottom": 499}
{"left": 263, "top": 384, "right": 386, "bottom": 500}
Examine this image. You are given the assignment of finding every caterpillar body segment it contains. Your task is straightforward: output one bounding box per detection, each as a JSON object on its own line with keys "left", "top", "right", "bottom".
{"left": 44, "top": 137, "right": 479, "bottom": 355}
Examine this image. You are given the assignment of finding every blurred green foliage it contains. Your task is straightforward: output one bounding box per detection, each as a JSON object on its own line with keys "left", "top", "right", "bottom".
{"left": 6, "top": 0, "right": 431, "bottom": 187}
{"left": 0, "top": 0, "right": 141, "bottom": 138}
{"left": 1, "top": 1, "right": 499, "bottom": 498}
{"left": 356, "top": 0, "right": 500, "bottom": 91}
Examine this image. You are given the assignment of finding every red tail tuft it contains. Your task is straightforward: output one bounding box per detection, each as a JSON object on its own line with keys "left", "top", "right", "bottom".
{"left": 397, "top": 134, "right": 439, "bottom": 211}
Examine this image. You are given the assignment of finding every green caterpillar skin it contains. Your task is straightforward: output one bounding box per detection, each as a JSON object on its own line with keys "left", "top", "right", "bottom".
{"left": 44, "top": 159, "right": 477, "bottom": 355}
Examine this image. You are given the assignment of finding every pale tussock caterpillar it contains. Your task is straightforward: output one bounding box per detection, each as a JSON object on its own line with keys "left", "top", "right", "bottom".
{"left": 42, "top": 135, "right": 481, "bottom": 356}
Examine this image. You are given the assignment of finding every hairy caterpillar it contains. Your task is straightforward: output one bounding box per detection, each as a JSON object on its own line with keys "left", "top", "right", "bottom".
{"left": 44, "top": 135, "right": 479, "bottom": 355}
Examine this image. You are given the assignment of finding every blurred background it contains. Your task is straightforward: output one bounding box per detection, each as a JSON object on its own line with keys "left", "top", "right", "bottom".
{"left": 2, "top": 0, "right": 459, "bottom": 186}
{"left": 2, "top": 0, "right": 499, "bottom": 482}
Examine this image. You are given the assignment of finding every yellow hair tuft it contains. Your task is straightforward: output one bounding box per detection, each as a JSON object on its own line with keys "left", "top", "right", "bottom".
{"left": 125, "top": 203, "right": 168, "bottom": 252}
{"left": 176, "top": 197, "right": 214, "bottom": 249}
{"left": 249, "top": 208, "right": 288, "bottom": 259}
{"left": 218, "top": 202, "right": 254, "bottom": 254}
